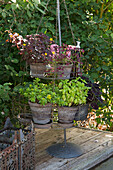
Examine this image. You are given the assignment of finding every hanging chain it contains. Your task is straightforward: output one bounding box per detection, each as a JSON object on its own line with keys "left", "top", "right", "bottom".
{"left": 56, "top": 7, "right": 58, "bottom": 44}
{"left": 57, "top": 0, "right": 62, "bottom": 46}
{"left": 36, "top": 0, "right": 51, "bottom": 34}
{"left": 63, "top": 0, "right": 76, "bottom": 45}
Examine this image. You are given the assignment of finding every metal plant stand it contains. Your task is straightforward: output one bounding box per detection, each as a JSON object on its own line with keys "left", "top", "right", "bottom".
{"left": 46, "top": 0, "right": 82, "bottom": 159}
{"left": 47, "top": 129, "right": 82, "bottom": 158}
{"left": 29, "top": 0, "right": 84, "bottom": 159}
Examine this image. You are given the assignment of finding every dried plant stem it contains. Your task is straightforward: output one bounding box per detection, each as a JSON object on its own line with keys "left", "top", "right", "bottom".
{"left": 96, "top": 0, "right": 99, "bottom": 15}
{"left": 100, "top": 1, "right": 104, "bottom": 19}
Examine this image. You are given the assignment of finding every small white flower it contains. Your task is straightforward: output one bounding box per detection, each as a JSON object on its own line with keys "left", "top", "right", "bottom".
{"left": 11, "top": 0, "right": 16, "bottom": 3}
{"left": 46, "top": 64, "right": 51, "bottom": 69}
{"left": 1, "top": 112, "right": 5, "bottom": 115}
{"left": 32, "top": 54, "right": 36, "bottom": 58}
{"left": 23, "top": 39, "right": 27, "bottom": 42}
{"left": 14, "top": 33, "right": 19, "bottom": 36}
{"left": 17, "top": 35, "right": 23, "bottom": 40}
{"left": 35, "top": 47, "right": 38, "bottom": 51}
{"left": 17, "top": 41, "right": 21, "bottom": 45}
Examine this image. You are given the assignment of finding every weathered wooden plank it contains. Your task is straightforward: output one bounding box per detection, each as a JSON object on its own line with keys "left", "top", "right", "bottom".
{"left": 60, "top": 141, "right": 113, "bottom": 170}
{"left": 35, "top": 128, "right": 100, "bottom": 157}
{"left": 35, "top": 127, "right": 113, "bottom": 170}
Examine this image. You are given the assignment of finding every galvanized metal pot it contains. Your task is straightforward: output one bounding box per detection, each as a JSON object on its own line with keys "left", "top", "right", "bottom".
{"left": 29, "top": 102, "right": 52, "bottom": 124}
{"left": 58, "top": 106, "right": 78, "bottom": 124}
{"left": 75, "top": 104, "right": 89, "bottom": 121}
{"left": 30, "top": 63, "right": 47, "bottom": 78}
{"left": 57, "top": 64, "right": 73, "bottom": 79}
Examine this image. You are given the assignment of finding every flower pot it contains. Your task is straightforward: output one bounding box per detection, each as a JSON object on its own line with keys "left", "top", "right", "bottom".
{"left": 58, "top": 106, "right": 78, "bottom": 124}
{"left": 28, "top": 102, "right": 52, "bottom": 124}
{"left": 75, "top": 104, "right": 89, "bottom": 121}
{"left": 57, "top": 64, "right": 73, "bottom": 79}
{"left": 30, "top": 63, "right": 47, "bottom": 78}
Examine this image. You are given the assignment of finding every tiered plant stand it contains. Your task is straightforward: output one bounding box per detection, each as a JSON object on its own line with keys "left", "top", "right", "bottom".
{"left": 31, "top": 58, "right": 84, "bottom": 159}
{"left": 30, "top": 0, "right": 85, "bottom": 160}
{"left": 31, "top": 60, "right": 85, "bottom": 159}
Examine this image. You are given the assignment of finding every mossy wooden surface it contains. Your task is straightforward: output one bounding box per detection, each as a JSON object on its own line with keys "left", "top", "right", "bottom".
{"left": 35, "top": 126, "right": 113, "bottom": 170}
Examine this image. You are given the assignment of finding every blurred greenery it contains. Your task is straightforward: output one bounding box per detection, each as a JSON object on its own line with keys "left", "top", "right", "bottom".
{"left": 0, "top": 0, "right": 112, "bottom": 129}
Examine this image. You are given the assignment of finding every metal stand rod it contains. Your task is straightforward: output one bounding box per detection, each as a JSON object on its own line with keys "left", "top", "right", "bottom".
{"left": 64, "top": 128, "right": 66, "bottom": 146}
{"left": 57, "top": 0, "right": 61, "bottom": 46}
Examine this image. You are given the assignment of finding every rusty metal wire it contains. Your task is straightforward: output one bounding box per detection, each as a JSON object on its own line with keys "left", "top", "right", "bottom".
{"left": 0, "top": 126, "right": 35, "bottom": 170}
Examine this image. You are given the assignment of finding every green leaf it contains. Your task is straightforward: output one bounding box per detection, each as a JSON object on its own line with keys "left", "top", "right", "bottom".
{"left": 0, "top": 8, "right": 2, "bottom": 13}
{"left": 102, "top": 65, "right": 109, "bottom": 70}
{"left": 48, "top": 17, "right": 54, "bottom": 21}
{"left": 2, "top": 12, "right": 6, "bottom": 18}
{"left": 90, "top": 35, "right": 97, "bottom": 41}
{"left": 27, "top": 10, "right": 32, "bottom": 18}
{"left": 33, "top": 0, "right": 40, "bottom": 4}
{"left": 11, "top": 59, "right": 19, "bottom": 63}
{"left": 11, "top": 4, "right": 17, "bottom": 10}
{"left": 41, "top": 28, "right": 47, "bottom": 34}
{"left": 5, "top": 4, "right": 11, "bottom": 10}
{"left": 110, "top": 33, "right": 113, "bottom": 39}
{"left": 85, "top": 55, "right": 89, "bottom": 59}
{"left": 90, "top": 73, "right": 99, "bottom": 79}
{"left": 96, "top": 67, "right": 101, "bottom": 71}
{"left": 45, "top": 23, "right": 51, "bottom": 27}
{"left": 36, "top": 7, "right": 45, "bottom": 14}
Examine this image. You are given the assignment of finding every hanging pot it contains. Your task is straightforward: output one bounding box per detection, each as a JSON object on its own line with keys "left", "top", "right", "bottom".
{"left": 58, "top": 106, "right": 78, "bottom": 124}
{"left": 30, "top": 63, "right": 47, "bottom": 78}
{"left": 75, "top": 104, "right": 89, "bottom": 121}
{"left": 57, "top": 64, "right": 73, "bottom": 79}
{"left": 28, "top": 102, "right": 52, "bottom": 125}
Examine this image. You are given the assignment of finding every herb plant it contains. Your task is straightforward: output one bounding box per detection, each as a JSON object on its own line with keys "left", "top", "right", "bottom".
{"left": 54, "top": 77, "right": 91, "bottom": 107}
{"left": 19, "top": 78, "right": 57, "bottom": 106}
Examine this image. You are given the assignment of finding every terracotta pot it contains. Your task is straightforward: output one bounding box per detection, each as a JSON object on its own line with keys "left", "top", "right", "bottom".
{"left": 28, "top": 102, "right": 52, "bottom": 124}
{"left": 57, "top": 64, "right": 73, "bottom": 79}
{"left": 30, "top": 63, "right": 47, "bottom": 78}
{"left": 75, "top": 104, "right": 89, "bottom": 121}
{"left": 58, "top": 106, "right": 78, "bottom": 124}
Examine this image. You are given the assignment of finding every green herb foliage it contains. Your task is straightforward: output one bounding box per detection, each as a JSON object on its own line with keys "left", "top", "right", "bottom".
{"left": 54, "top": 77, "right": 91, "bottom": 107}
{"left": 19, "top": 78, "right": 57, "bottom": 105}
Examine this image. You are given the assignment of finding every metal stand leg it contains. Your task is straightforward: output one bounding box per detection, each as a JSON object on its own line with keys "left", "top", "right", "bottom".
{"left": 46, "top": 128, "right": 82, "bottom": 158}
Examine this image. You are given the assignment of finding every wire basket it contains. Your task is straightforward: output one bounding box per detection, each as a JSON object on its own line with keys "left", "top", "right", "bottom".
{"left": 0, "top": 125, "right": 35, "bottom": 170}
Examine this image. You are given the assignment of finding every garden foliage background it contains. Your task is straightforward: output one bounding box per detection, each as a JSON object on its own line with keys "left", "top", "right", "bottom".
{"left": 0, "top": 0, "right": 113, "bottom": 129}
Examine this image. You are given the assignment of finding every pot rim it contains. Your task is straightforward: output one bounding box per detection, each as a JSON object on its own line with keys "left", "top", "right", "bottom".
{"left": 28, "top": 101, "right": 52, "bottom": 107}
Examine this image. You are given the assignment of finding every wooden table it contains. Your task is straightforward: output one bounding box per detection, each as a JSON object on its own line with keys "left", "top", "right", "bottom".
{"left": 35, "top": 125, "right": 113, "bottom": 170}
